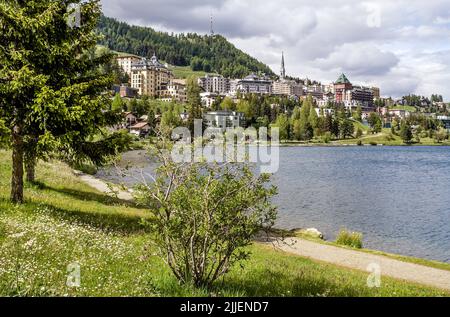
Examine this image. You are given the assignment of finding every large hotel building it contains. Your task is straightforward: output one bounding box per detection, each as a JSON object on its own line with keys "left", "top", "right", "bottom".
{"left": 116, "top": 54, "right": 142, "bottom": 78}
{"left": 130, "top": 55, "right": 173, "bottom": 97}
{"left": 333, "top": 74, "right": 375, "bottom": 109}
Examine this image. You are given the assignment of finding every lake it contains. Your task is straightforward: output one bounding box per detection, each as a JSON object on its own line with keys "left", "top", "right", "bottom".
{"left": 97, "top": 146, "right": 450, "bottom": 263}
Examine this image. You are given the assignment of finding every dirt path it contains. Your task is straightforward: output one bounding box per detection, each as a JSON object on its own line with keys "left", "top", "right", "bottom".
{"left": 74, "top": 169, "right": 450, "bottom": 291}
{"left": 73, "top": 170, "right": 133, "bottom": 201}
{"left": 267, "top": 237, "right": 450, "bottom": 291}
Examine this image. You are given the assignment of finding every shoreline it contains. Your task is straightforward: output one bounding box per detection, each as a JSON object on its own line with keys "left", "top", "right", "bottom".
{"left": 265, "top": 237, "right": 450, "bottom": 291}
{"left": 78, "top": 168, "right": 450, "bottom": 275}
{"left": 278, "top": 142, "right": 450, "bottom": 147}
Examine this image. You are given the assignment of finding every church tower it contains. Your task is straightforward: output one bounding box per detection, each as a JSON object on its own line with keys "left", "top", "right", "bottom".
{"left": 280, "top": 52, "right": 286, "bottom": 79}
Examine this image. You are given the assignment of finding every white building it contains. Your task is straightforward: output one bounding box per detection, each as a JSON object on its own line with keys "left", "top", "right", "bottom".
{"left": 198, "top": 75, "right": 230, "bottom": 94}
{"left": 437, "top": 116, "right": 450, "bottom": 131}
{"left": 272, "top": 80, "right": 303, "bottom": 97}
{"left": 116, "top": 54, "right": 142, "bottom": 79}
{"left": 388, "top": 109, "right": 411, "bottom": 119}
{"left": 203, "top": 111, "right": 246, "bottom": 132}
{"left": 130, "top": 54, "right": 173, "bottom": 97}
{"left": 200, "top": 92, "right": 219, "bottom": 108}
{"left": 160, "top": 80, "right": 187, "bottom": 103}
{"left": 231, "top": 74, "right": 273, "bottom": 95}
{"left": 130, "top": 122, "right": 151, "bottom": 137}
{"left": 315, "top": 108, "right": 335, "bottom": 117}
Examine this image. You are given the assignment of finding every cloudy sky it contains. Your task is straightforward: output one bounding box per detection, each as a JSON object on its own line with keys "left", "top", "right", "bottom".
{"left": 101, "top": 0, "right": 450, "bottom": 100}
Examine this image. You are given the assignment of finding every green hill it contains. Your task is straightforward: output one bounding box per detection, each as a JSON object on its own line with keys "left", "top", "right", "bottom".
{"left": 97, "top": 15, "right": 275, "bottom": 79}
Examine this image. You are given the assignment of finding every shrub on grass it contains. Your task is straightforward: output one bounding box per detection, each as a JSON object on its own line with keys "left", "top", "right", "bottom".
{"left": 355, "top": 128, "right": 363, "bottom": 139}
{"left": 385, "top": 133, "right": 395, "bottom": 142}
{"left": 336, "top": 229, "right": 363, "bottom": 249}
{"left": 321, "top": 132, "right": 332, "bottom": 144}
{"left": 135, "top": 139, "right": 278, "bottom": 287}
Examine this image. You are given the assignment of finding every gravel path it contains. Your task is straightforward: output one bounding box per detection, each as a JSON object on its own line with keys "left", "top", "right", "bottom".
{"left": 74, "top": 170, "right": 450, "bottom": 292}
{"left": 268, "top": 238, "right": 450, "bottom": 291}
{"left": 74, "top": 171, "right": 133, "bottom": 201}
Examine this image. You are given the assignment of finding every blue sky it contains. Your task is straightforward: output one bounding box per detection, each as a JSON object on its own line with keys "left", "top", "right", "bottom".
{"left": 101, "top": 0, "right": 450, "bottom": 100}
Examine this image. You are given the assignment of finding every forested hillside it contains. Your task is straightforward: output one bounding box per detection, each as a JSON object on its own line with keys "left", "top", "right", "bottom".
{"left": 97, "top": 15, "right": 275, "bottom": 78}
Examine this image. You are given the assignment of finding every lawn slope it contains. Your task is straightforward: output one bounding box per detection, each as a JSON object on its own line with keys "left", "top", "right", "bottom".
{"left": 0, "top": 150, "right": 448, "bottom": 297}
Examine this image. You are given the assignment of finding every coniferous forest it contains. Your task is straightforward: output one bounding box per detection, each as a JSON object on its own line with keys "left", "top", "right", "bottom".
{"left": 97, "top": 15, "right": 275, "bottom": 78}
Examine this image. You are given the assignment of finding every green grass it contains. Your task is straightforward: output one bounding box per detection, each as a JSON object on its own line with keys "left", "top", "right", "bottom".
{"left": 336, "top": 229, "right": 363, "bottom": 249}
{"left": 168, "top": 65, "right": 217, "bottom": 79}
{"left": 335, "top": 128, "right": 450, "bottom": 146}
{"left": 0, "top": 149, "right": 448, "bottom": 297}
{"left": 389, "top": 105, "right": 417, "bottom": 113}
{"left": 352, "top": 120, "right": 371, "bottom": 133}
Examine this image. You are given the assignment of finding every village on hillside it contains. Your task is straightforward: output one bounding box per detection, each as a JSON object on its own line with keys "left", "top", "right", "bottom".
{"left": 112, "top": 52, "right": 450, "bottom": 139}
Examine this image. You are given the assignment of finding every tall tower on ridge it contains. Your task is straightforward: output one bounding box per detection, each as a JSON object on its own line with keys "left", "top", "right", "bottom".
{"left": 280, "top": 52, "right": 286, "bottom": 80}
{"left": 210, "top": 14, "right": 215, "bottom": 36}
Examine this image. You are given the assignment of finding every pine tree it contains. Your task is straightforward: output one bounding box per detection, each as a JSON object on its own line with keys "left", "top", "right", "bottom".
{"left": 354, "top": 106, "right": 363, "bottom": 122}
{"left": 324, "top": 113, "right": 333, "bottom": 133}
{"left": 309, "top": 106, "right": 319, "bottom": 130}
{"left": 0, "top": 0, "right": 119, "bottom": 203}
{"left": 112, "top": 94, "right": 126, "bottom": 111}
{"left": 299, "top": 96, "right": 313, "bottom": 140}
{"left": 186, "top": 76, "right": 202, "bottom": 135}
{"left": 340, "top": 119, "right": 355, "bottom": 139}
{"left": 274, "top": 114, "right": 290, "bottom": 141}
{"left": 400, "top": 121, "right": 413, "bottom": 144}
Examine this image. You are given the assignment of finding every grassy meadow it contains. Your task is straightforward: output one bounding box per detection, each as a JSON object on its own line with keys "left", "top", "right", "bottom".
{"left": 168, "top": 65, "right": 218, "bottom": 79}
{"left": 0, "top": 149, "right": 448, "bottom": 297}
{"left": 336, "top": 128, "right": 450, "bottom": 146}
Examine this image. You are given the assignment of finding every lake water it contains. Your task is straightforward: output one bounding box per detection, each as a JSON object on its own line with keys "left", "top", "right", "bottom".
{"left": 97, "top": 146, "right": 450, "bottom": 263}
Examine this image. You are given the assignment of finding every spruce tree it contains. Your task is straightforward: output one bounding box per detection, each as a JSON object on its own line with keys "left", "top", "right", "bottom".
{"left": 400, "top": 121, "right": 413, "bottom": 144}
{"left": 186, "top": 76, "right": 202, "bottom": 136}
{"left": 0, "top": 0, "right": 119, "bottom": 203}
{"left": 299, "top": 96, "right": 313, "bottom": 140}
{"left": 112, "top": 94, "right": 126, "bottom": 111}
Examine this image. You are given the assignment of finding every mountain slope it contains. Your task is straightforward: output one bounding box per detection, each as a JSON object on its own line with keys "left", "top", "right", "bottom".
{"left": 97, "top": 15, "right": 275, "bottom": 78}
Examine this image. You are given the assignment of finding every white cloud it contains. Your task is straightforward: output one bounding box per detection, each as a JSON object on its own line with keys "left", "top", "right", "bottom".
{"left": 315, "top": 43, "right": 399, "bottom": 76}
{"left": 101, "top": 0, "right": 450, "bottom": 100}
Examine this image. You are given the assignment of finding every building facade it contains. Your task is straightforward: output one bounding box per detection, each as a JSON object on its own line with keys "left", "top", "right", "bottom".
{"left": 160, "top": 80, "right": 187, "bottom": 103}
{"left": 198, "top": 75, "right": 230, "bottom": 94}
{"left": 232, "top": 74, "right": 272, "bottom": 95}
{"left": 130, "top": 54, "right": 173, "bottom": 97}
{"left": 116, "top": 54, "right": 142, "bottom": 78}
{"left": 113, "top": 84, "right": 138, "bottom": 98}
{"left": 437, "top": 116, "right": 450, "bottom": 131}
{"left": 333, "top": 74, "right": 374, "bottom": 109}
{"left": 203, "top": 111, "right": 246, "bottom": 132}
{"left": 371, "top": 87, "right": 381, "bottom": 100}
{"left": 273, "top": 80, "right": 303, "bottom": 97}
{"left": 200, "top": 92, "right": 219, "bottom": 108}
{"left": 349, "top": 86, "right": 374, "bottom": 108}
{"left": 334, "top": 73, "right": 353, "bottom": 104}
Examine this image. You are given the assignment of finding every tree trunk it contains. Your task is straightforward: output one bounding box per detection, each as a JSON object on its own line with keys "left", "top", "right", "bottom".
{"left": 25, "top": 153, "right": 36, "bottom": 183}
{"left": 11, "top": 124, "right": 24, "bottom": 204}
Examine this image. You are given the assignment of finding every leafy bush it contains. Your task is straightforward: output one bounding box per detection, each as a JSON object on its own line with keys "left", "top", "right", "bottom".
{"left": 355, "top": 128, "right": 363, "bottom": 139}
{"left": 356, "top": 140, "right": 363, "bottom": 146}
{"left": 384, "top": 133, "right": 396, "bottom": 141}
{"left": 435, "top": 128, "right": 449, "bottom": 143}
{"left": 322, "top": 132, "right": 332, "bottom": 144}
{"left": 135, "top": 141, "right": 278, "bottom": 287}
{"left": 336, "top": 229, "right": 363, "bottom": 249}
